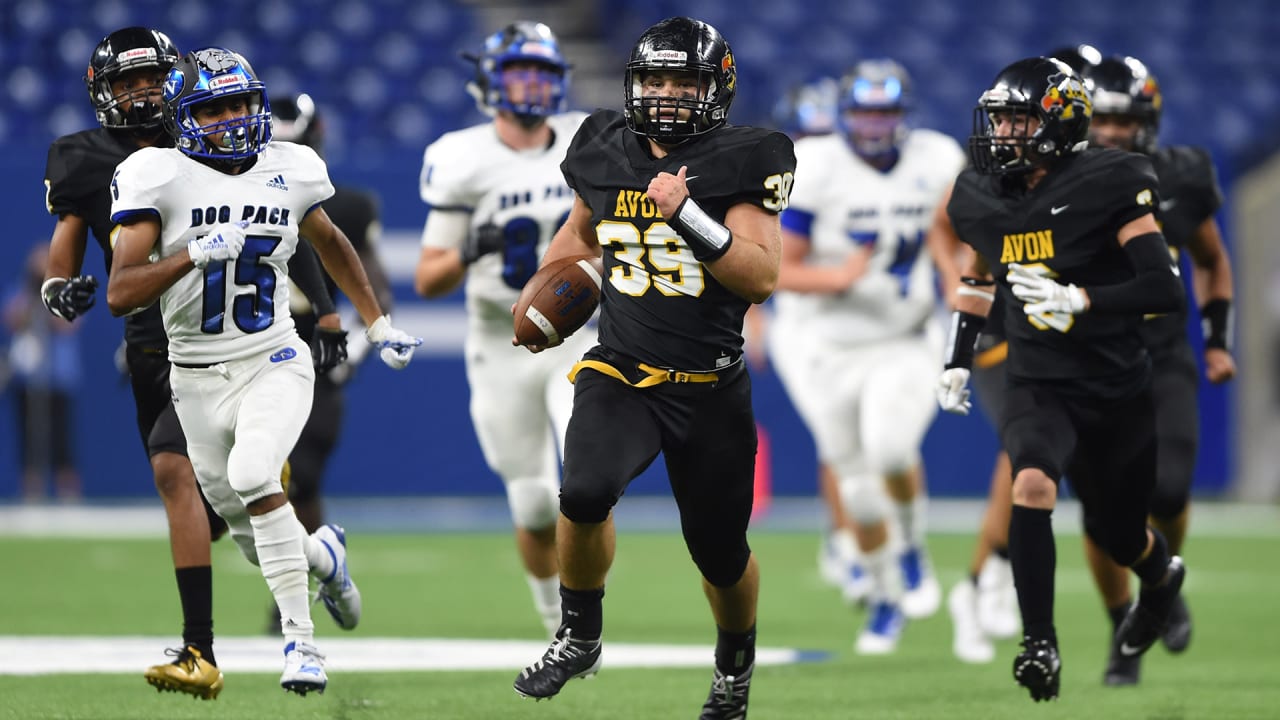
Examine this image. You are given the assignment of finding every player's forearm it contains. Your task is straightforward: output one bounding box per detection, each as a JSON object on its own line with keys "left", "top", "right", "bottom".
{"left": 413, "top": 249, "right": 466, "bottom": 298}
{"left": 105, "top": 255, "right": 190, "bottom": 316}
{"left": 705, "top": 233, "right": 779, "bottom": 304}
{"left": 318, "top": 243, "right": 382, "bottom": 327}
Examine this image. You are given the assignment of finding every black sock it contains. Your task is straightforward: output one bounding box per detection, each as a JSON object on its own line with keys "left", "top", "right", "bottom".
{"left": 560, "top": 586, "right": 604, "bottom": 642}
{"left": 1009, "top": 505, "right": 1056, "bottom": 645}
{"left": 715, "top": 624, "right": 756, "bottom": 675}
{"left": 1130, "top": 527, "right": 1170, "bottom": 587}
{"left": 1107, "top": 603, "right": 1129, "bottom": 635}
{"left": 176, "top": 566, "right": 215, "bottom": 666}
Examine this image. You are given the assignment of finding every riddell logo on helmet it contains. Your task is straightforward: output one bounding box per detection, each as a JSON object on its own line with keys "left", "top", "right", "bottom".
{"left": 210, "top": 75, "right": 247, "bottom": 90}
{"left": 118, "top": 48, "right": 157, "bottom": 62}
{"left": 652, "top": 50, "right": 688, "bottom": 62}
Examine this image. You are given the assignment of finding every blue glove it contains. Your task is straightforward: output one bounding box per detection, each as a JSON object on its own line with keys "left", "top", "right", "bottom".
{"left": 365, "top": 315, "right": 423, "bottom": 370}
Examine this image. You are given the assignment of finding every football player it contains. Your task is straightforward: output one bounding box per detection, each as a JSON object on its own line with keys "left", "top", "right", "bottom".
{"left": 1080, "top": 54, "right": 1235, "bottom": 685}
{"left": 413, "top": 21, "right": 592, "bottom": 639}
{"left": 41, "top": 29, "right": 348, "bottom": 699}
{"left": 105, "top": 47, "right": 420, "bottom": 695}
{"left": 940, "top": 56, "right": 1189, "bottom": 701}
{"left": 770, "top": 59, "right": 961, "bottom": 654}
{"left": 510, "top": 17, "right": 795, "bottom": 719}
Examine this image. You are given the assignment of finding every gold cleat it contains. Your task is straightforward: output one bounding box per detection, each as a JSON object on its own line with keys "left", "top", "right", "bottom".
{"left": 144, "top": 645, "right": 224, "bottom": 700}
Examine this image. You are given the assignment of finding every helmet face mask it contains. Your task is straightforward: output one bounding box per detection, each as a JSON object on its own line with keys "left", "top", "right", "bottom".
{"left": 467, "top": 21, "right": 569, "bottom": 124}
{"left": 1082, "top": 56, "right": 1162, "bottom": 154}
{"left": 969, "top": 57, "right": 1092, "bottom": 176}
{"left": 624, "top": 16, "right": 735, "bottom": 143}
{"left": 162, "top": 48, "right": 272, "bottom": 162}
{"left": 85, "top": 26, "right": 180, "bottom": 131}
{"left": 838, "top": 59, "right": 912, "bottom": 162}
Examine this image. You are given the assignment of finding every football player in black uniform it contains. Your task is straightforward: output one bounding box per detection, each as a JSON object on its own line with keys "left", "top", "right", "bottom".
{"left": 1080, "top": 55, "right": 1235, "bottom": 685}
{"left": 40, "top": 27, "right": 342, "bottom": 699}
{"left": 510, "top": 17, "right": 795, "bottom": 719}
{"left": 939, "top": 57, "right": 1187, "bottom": 702}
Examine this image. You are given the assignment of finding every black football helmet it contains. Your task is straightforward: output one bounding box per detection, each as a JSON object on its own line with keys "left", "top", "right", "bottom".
{"left": 162, "top": 48, "right": 272, "bottom": 162}
{"left": 624, "top": 16, "right": 736, "bottom": 143}
{"left": 463, "top": 21, "right": 570, "bottom": 127}
{"left": 85, "top": 26, "right": 180, "bottom": 131}
{"left": 969, "top": 57, "right": 1092, "bottom": 176}
{"left": 270, "top": 92, "right": 324, "bottom": 152}
{"left": 1081, "top": 56, "right": 1162, "bottom": 154}
{"left": 1047, "top": 43, "right": 1102, "bottom": 74}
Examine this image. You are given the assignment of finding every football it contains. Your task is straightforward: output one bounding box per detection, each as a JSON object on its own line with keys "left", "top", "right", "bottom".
{"left": 512, "top": 254, "right": 604, "bottom": 347}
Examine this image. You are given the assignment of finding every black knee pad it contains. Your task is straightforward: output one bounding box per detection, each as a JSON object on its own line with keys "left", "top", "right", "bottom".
{"left": 1148, "top": 477, "right": 1190, "bottom": 521}
{"left": 688, "top": 534, "right": 752, "bottom": 588}
{"left": 1105, "top": 524, "right": 1149, "bottom": 568}
{"left": 558, "top": 482, "right": 618, "bottom": 525}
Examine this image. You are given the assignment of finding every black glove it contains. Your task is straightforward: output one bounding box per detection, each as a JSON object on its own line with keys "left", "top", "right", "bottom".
{"left": 311, "top": 327, "right": 349, "bottom": 373}
{"left": 461, "top": 221, "right": 504, "bottom": 265}
{"left": 41, "top": 275, "right": 98, "bottom": 321}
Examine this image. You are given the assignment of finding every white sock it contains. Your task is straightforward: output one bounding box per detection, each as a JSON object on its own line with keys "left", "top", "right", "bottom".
{"left": 896, "top": 496, "right": 927, "bottom": 548}
{"left": 303, "top": 532, "right": 335, "bottom": 582}
{"left": 527, "top": 574, "right": 561, "bottom": 635}
{"left": 250, "top": 503, "right": 314, "bottom": 644}
{"left": 862, "top": 542, "right": 905, "bottom": 604}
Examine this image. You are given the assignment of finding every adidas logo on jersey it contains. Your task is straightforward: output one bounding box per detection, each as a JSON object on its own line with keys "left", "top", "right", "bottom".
{"left": 266, "top": 174, "right": 289, "bottom": 191}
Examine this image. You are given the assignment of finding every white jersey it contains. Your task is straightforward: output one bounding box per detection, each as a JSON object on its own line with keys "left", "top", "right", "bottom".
{"left": 111, "top": 142, "right": 334, "bottom": 364}
{"left": 419, "top": 112, "right": 586, "bottom": 332}
{"left": 776, "top": 129, "right": 965, "bottom": 345}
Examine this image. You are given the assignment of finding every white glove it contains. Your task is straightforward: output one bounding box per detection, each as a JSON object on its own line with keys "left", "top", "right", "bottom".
{"left": 188, "top": 221, "right": 248, "bottom": 268}
{"left": 1007, "top": 262, "right": 1087, "bottom": 315}
{"left": 365, "top": 315, "right": 423, "bottom": 370}
{"left": 937, "top": 367, "right": 972, "bottom": 415}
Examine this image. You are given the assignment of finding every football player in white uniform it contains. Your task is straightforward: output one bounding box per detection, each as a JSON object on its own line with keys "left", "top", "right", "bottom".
{"left": 106, "top": 47, "right": 420, "bottom": 695}
{"left": 771, "top": 59, "right": 965, "bottom": 654}
{"left": 413, "top": 22, "right": 592, "bottom": 638}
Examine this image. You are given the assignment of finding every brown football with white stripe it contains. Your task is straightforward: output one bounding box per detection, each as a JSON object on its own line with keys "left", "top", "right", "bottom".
{"left": 513, "top": 254, "right": 604, "bottom": 348}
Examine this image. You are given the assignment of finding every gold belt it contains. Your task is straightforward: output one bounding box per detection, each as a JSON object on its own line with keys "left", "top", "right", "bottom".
{"left": 975, "top": 341, "right": 1008, "bottom": 369}
{"left": 568, "top": 359, "right": 720, "bottom": 387}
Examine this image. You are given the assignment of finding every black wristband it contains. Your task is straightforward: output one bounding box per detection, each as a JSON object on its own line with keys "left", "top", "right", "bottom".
{"left": 1201, "top": 298, "right": 1231, "bottom": 350}
{"left": 944, "top": 311, "right": 987, "bottom": 370}
{"left": 669, "top": 196, "right": 733, "bottom": 263}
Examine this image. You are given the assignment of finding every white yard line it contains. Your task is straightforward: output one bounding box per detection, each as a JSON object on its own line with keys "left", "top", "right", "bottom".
{"left": 0, "top": 636, "right": 822, "bottom": 675}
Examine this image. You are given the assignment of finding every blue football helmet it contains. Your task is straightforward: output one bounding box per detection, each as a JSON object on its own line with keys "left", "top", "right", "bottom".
{"left": 773, "top": 76, "right": 839, "bottom": 138}
{"left": 838, "top": 59, "right": 912, "bottom": 162}
{"left": 465, "top": 22, "right": 569, "bottom": 122}
{"left": 162, "top": 47, "right": 272, "bottom": 161}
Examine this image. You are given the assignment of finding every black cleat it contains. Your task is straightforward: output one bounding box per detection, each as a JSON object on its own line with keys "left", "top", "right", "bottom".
{"left": 700, "top": 663, "right": 752, "bottom": 719}
{"left": 1161, "top": 593, "right": 1192, "bottom": 653}
{"left": 1013, "top": 637, "right": 1061, "bottom": 702}
{"left": 1104, "top": 618, "right": 1142, "bottom": 686}
{"left": 513, "top": 628, "right": 602, "bottom": 700}
{"left": 1116, "top": 556, "right": 1185, "bottom": 660}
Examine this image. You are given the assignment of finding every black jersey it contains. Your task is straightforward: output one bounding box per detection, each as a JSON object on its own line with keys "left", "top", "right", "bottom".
{"left": 44, "top": 127, "right": 168, "bottom": 349}
{"left": 293, "top": 184, "right": 379, "bottom": 343}
{"left": 948, "top": 148, "right": 1160, "bottom": 398}
{"left": 1141, "top": 145, "right": 1224, "bottom": 352}
{"left": 561, "top": 110, "right": 796, "bottom": 371}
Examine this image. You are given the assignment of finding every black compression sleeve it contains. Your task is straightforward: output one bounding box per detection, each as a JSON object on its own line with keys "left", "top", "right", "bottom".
{"left": 1201, "top": 298, "right": 1232, "bottom": 350}
{"left": 944, "top": 311, "right": 987, "bottom": 370}
{"left": 288, "top": 241, "right": 338, "bottom": 317}
{"left": 1086, "top": 232, "right": 1185, "bottom": 314}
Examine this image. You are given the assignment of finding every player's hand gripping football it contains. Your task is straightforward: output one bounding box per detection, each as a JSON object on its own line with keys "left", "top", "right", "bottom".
{"left": 41, "top": 275, "right": 99, "bottom": 321}
{"left": 188, "top": 220, "right": 248, "bottom": 269}
{"left": 1007, "top": 262, "right": 1087, "bottom": 315}
{"left": 365, "top": 315, "right": 423, "bottom": 370}
{"left": 936, "top": 367, "right": 973, "bottom": 415}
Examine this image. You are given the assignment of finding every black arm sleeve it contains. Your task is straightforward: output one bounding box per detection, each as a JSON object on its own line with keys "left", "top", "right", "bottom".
{"left": 288, "top": 241, "right": 337, "bottom": 317}
{"left": 944, "top": 311, "right": 987, "bottom": 370}
{"left": 1086, "top": 232, "right": 1186, "bottom": 315}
